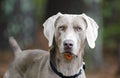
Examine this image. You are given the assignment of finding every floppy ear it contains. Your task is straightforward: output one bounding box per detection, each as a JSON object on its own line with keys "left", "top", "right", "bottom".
{"left": 81, "top": 13, "right": 99, "bottom": 48}
{"left": 43, "top": 12, "right": 62, "bottom": 47}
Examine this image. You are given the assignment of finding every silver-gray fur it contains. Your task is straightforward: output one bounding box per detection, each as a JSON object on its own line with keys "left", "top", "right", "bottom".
{"left": 4, "top": 12, "right": 98, "bottom": 78}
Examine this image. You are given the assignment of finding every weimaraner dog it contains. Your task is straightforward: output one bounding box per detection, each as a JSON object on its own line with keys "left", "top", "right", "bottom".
{"left": 4, "top": 12, "right": 99, "bottom": 78}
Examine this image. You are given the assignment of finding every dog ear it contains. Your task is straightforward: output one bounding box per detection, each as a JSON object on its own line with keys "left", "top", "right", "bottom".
{"left": 43, "top": 12, "right": 62, "bottom": 47}
{"left": 81, "top": 13, "right": 99, "bottom": 48}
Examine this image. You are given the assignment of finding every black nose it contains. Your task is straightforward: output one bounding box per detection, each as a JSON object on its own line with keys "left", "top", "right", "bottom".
{"left": 63, "top": 40, "right": 74, "bottom": 49}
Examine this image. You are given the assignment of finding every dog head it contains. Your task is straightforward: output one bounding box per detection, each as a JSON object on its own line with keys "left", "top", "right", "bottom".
{"left": 43, "top": 12, "right": 98, "bottom": 56}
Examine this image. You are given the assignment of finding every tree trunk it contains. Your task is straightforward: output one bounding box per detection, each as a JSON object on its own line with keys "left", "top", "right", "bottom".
{"left": 45, "top": 0, "right": 86, "bottom": 19}
{"left": 0, "top": 0, "right": 8, "bottom": 50}
{"left": 84, "top": 0, "right": 103, "bottom": 70}
{"left": 1, "top": 0, "right": 35, "bottom": 49}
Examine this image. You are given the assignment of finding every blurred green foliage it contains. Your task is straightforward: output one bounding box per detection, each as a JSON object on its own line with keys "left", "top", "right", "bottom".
{"left": 103, "top": 0, "right": 120, "bottom": 46}
{"left": 2, "top": 0, "right": 36, "bottom": 47}
{"left": 34, "top": 0, "right": 47, "bottom": 21}
{"left": 0, "top": 0, "right": 47, "bottom": 49}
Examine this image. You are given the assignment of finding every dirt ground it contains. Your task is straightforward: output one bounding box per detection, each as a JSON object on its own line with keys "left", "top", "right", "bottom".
{"left": 0, "top": 49, "right": 120, "bottom": 78}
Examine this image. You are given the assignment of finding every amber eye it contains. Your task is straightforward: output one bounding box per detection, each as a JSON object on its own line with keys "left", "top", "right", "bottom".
{"left": 74, "top": 26, "right": 82, "bottom": 32}
{"left": 58, "top": 26, "right": 66, "bottom": 31}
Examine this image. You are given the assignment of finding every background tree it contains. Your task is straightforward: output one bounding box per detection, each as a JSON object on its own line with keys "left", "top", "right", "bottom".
{"left": 0, "top": 0, "right": 35, "bottom": 50}
{"left": 103, "top": 0, "right": 120, "bottom": 76}
{"left": 84, "top": 0, "right": 103, "bottom": 70}
{"left": 0, "top": 0, "right": 8, "bottom": 49}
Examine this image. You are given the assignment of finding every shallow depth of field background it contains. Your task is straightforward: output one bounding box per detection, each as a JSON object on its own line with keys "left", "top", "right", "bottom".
{"left": 0, "top": 0, "right": 120, "bottom": 78}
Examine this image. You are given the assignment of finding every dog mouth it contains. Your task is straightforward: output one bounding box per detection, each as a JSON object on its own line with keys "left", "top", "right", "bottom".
{"left": 63, "top": 52, "right": 72, "bottom": 55}
{"left": 63, "top": 51, "right": 76, "bottom": 60}
{"left": 63, "top": 52, "right": 73, "bottom": 60}
{"left": 63, "top": 46, "right": 76, "bottom": 60}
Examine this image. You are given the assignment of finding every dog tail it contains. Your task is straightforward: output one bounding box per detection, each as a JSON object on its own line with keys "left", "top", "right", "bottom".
{"left": 9, "top": 37, "right": 22, "bottom": 55}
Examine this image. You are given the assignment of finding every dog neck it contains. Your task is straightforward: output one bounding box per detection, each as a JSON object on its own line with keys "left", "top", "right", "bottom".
{"left": 50, "top": 45, "right": 84, "bottom": 76}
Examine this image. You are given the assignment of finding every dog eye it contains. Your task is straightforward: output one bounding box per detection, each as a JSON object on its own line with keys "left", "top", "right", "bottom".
{"left": 58, "top": 26, "right": 66, "bottom": 31}
{"left": 74, "top": 26, "right": 82, "bottom": 31}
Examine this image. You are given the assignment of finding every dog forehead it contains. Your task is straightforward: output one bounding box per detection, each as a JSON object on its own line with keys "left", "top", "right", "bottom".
{"left": 56, "top": 14, "right": 86, "bottom": 29}
{"left": 55, "top": 15, "right": 73, "bottom": 25}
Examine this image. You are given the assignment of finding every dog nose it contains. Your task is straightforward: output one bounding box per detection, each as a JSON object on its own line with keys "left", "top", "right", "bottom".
{"left": 64, "top": 40, "right": 74, "bottom": 48}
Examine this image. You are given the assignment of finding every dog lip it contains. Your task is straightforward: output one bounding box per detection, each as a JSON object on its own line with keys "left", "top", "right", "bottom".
{"left": 63, "top": 47, "right": 75, "bottom": 55}
{"left": 63, "top": 51, "right": 77, "bottom": 56}
{"left": 63, "top": 51, "right": 73, "bottom": 55}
